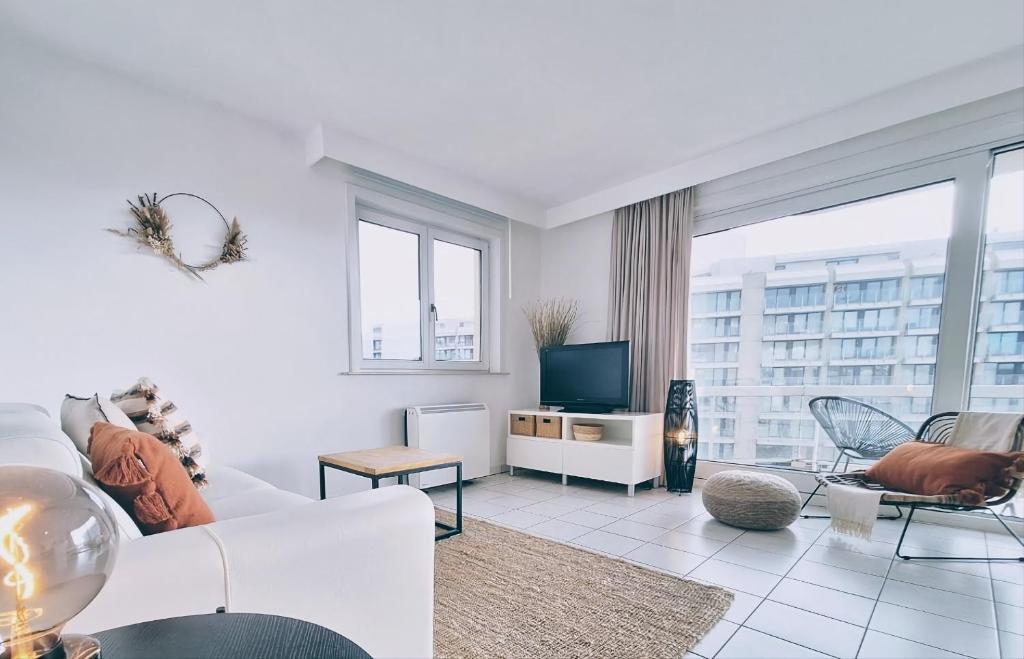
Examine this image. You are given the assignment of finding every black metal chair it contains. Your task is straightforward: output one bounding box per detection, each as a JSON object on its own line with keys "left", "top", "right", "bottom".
{"left": 812, "top": 412, "right": 1024, "bottom": 562}
{"left": 800, "top": 396, "right": 915, "bottom": 518}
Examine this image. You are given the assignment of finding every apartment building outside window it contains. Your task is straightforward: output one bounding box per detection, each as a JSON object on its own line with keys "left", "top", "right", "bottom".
{"left": 830, "top": 337, "right": 896, "bottom": 360}
{"left": 765, "top": 285, "right": 824, "bottom": 309}
{"left": 834, "top": 278, "right": 901, "bottom": 305}
{"left": 763, "top": 312, "right": 823, "bottom": 335}
{"left": 762, "top": 340, "right": 822, "bottom": 362}
{"left": 905, "top": 306, "right": 941, "bottom": 330}
{"left": 693, "top": 316, "right": 741, "bottom": 338}
{"left": 909, "top": 275, "right": 944, "bottom": 300}
{"left": 836, "top": 308, "right": 897, "bottom": 332}
{"left": 692, "top": 291, "right": 741, "bottom": 313}
{"left": 692, "top": 342, "right": 740, "bottom": 362}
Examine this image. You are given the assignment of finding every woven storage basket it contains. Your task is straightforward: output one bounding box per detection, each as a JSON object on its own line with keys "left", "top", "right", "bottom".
{"left": 536, "top": 415, "right": 562, "bottom": 439}
{"left": 510, "top": 414, "right": 536, "bottom": 436}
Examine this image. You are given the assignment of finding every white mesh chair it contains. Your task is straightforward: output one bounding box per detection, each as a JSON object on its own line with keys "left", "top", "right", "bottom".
{"left": 812, "top": 411, "right": 1024, "bottom": 562}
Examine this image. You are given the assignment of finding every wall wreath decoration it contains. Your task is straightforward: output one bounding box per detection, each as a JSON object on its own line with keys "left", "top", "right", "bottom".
{"left": 109, "top": 192, "right": 248, "bottom": 280}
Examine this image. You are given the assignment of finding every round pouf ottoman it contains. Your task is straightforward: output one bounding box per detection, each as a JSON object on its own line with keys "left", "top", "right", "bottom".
{"left": 702, "top": 470, "right": 801, "bottom": 530}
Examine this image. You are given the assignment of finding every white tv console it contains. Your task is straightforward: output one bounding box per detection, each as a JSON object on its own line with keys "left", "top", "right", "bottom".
{"left": 506, "top": 409, "right": 664, "bottom": 496}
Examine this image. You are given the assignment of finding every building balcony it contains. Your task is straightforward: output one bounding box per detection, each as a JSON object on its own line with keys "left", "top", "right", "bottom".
{"left": 830, "top": 329, "right": 900, "bottom": 339}
{"left": 691, "top": 335, "right": 741, "bottom": 344}
{"left": 831, "top": 300, "right": 902, "bottom": 310}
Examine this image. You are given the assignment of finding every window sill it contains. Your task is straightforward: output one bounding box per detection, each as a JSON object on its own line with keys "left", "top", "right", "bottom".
{"left": 339, "top": 370, "right": 511, "bottom": 376}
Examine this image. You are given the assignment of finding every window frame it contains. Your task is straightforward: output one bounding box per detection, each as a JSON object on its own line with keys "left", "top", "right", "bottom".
{"left": 345, "top": 185, "right": 500, "bottom": 374}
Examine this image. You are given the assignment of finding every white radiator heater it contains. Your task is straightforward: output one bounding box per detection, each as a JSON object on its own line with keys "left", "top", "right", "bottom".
{"left": 405, "top": 403, "right": 490, "bottom": 489}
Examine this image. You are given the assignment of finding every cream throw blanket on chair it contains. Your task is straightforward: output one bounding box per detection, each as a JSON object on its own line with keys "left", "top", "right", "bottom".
{"left": 827, "top": 411, "right": 1024, "bottom": 540}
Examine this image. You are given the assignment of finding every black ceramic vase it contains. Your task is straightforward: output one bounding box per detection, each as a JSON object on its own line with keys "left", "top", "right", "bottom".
{"left": 663, "top": 379, "right": 698, "bottom": 493}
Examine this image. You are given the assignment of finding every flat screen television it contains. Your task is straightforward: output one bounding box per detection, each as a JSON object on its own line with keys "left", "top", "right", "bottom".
{"left": 539, "top": 340, "right": 631, "bottom": 413}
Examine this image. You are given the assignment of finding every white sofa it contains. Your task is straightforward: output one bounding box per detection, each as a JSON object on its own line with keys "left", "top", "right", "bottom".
{"left": 0, "top": 403, "right": 436, "bottom": 658}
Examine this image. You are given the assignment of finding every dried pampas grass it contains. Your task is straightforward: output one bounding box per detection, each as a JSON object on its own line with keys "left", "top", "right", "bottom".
{"left": 109, "top": 193, "right": 248, "bottom": 280}
{"left": 524, "top": 298, "right": 579, "bottom": 355}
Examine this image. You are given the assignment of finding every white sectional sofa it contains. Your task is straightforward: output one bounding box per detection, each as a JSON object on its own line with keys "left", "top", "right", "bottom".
{"left": 0, "top": 403, "right": 436, "bottom": 658}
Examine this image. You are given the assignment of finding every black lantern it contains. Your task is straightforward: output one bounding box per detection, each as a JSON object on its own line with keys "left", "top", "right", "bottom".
{"left": 663, "top": 380, "right": 698, "bottom": 493}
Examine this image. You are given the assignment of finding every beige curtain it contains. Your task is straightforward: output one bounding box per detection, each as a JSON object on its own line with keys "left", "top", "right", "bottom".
{"left": 607, "top": 188, "right": 694, "bottom": 413}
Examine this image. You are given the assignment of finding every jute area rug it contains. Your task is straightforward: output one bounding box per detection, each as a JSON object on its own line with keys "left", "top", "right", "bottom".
{"left": 434, "top": 512, "right": 733, "bottom": 659}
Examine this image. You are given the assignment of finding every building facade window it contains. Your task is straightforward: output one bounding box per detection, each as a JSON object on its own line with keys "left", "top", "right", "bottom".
{"left": 692, "top": 291, "right": 741, "bottom": 314}
{"left": 763, "top": 312, "right": 823, "bottom": 335}
{"left": 693, "top": 316, "right": 741, "bottom": 338}
{"left": 830, "top": 337, "right": 896, "bottom": 360}
{"left": 765, "top": 285, "right": 825, "bottom": 309}
{"left": 905, "top": 305, "right": 942, "bottom": 331}
{"left": 762, "top": 340, "right": 822, "bottom": 362}
{"left": 692, "top": 342, "right": 740, "bottom": 363}
{"left": 835, "top": 308, "right": 897, "bottom": 332}
{"left": 903, "top": 335, "right": 939, "bottom": 359}
{"left": 834, "top": 278, "right": 901, "bottom": 305}
{"left": 909, "top": 275, "right": 945, "bottom": 301}
{"left": 827, "top": 365, "right": 895, "bottom": 386}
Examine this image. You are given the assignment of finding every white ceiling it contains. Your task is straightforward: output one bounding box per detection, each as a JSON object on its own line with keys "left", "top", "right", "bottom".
{"left": 3, "top": 1, "right": 1023, "bottom": 225}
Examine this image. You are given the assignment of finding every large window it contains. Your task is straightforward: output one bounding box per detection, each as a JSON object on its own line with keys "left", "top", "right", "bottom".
{"left": 970, "top": 148, "right": 1024, "bottom": 411}
{"left": 351, "top": 203, "right": 490, "bottom": 371}
{"left": 688, "top": 182, "right": 955, "bottom": 470}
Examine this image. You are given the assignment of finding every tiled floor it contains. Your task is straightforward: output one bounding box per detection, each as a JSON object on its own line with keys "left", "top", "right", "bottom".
{"left": 428, "top": 470, "right": 1024, "bottom": 659}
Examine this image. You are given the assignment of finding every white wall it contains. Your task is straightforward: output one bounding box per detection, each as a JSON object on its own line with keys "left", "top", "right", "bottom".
{"left": 539, "top": 211, "right": 614, "bottom": 343}
{"left": 0, "top": 38, "right": 542, "bottom": 498}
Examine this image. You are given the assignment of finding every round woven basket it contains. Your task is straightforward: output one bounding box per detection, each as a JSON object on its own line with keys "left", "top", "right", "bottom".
{"left": 701, "top": 470, "right": 801, "bottom": 530}
{"left": 571, "top": 424, "right": 603, "bottom": 441}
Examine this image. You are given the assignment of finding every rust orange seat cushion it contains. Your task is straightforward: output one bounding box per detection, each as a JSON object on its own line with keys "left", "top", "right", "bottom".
{"left": 88, "top": 422, "right": 215, "bottom": 535}
{"left": 865, "top": 441, "right": 1024, "bottom": 506}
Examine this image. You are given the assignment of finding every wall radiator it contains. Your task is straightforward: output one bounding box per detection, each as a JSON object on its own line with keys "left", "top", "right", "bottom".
{"left": 405, "top": 403, "right": 490, "bottom": 489}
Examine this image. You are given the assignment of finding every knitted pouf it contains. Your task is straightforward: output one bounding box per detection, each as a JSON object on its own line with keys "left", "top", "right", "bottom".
{"left": 702, "top": 470, "right": 801, "bottom": 530}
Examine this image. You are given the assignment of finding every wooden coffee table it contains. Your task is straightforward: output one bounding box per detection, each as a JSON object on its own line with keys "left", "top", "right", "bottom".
{"left": 318, "top": 446, "right": 463, "bottom": 540}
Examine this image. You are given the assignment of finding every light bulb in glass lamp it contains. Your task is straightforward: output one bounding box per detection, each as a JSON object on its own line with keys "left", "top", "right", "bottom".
{"left": 0, "top": 466, "right": 119, "bottom": 659}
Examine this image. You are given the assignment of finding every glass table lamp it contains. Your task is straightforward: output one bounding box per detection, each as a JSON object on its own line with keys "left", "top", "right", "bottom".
{"left": 0, "top": 466, "right": 119, "bottom": 659}
{"left": 663, "top": 379, "right": 699, "bottom": 493}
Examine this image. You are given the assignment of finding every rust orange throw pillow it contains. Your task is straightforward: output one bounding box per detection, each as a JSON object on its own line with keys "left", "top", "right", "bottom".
{"left": 866, "top": 441, "right": 1024, "bottom": 506}
{"left": 88, "top": 422, "right": 214, "bottom": 535}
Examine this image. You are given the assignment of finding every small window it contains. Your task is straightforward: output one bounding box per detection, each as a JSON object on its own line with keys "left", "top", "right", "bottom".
{"left": 349, "top": 201, "right": 491, "bottom": 372}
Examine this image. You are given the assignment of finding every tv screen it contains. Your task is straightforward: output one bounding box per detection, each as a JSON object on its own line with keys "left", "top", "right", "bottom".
{"left": 540, "top": 341, "right": 630, "bottom": 412}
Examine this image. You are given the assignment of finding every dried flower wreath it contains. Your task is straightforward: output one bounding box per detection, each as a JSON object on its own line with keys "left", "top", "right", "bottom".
{"left": 109, "top": 192, "right": 248, "bottom": 280}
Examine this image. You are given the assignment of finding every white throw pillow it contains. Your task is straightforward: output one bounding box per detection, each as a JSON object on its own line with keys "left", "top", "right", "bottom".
{"left": 110, "top": 377, "right": 208, "bottom": 490}
{"left": 60, "top": 394, "right": 135, "bottom": 456}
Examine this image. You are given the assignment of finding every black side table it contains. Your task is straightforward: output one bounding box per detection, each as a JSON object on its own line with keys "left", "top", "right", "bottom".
{"left": 93, "top": 612, "right": 371, "bottom": 659}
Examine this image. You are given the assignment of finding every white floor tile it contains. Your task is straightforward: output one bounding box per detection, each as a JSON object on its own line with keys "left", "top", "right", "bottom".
{"left": 545, "top": 494, "right": 605, "bottom": 509}
{"left": 992, "top": 579, "right": 1023, "bottom": 606}
{"left": 714, "top": 543, "right": 801, "bottom": 576}
{"left": 582, "top": 501, "right": 646, "bottom": 518}
{"left": 519, "top": 499, "right": 584, "bottom": 517}
{"left": 486, "top": 493, "right": 543, "bottom": 509}
{"left": 689, "top": 559, "right": 782, "bottom": 597}
{"left": 508, "top": 487, "right": 560, "bottom": 502}
{"left": 653, "top": 529, "right": 729, "bottom": 557}
{"left": 571, "top": 529, "right": 645, "bottom": 556}
{"left": 769, "top": 577, "right": 877, "bottom": 627}
{"left": 485, "top": 481, "right": 541, "bottom": 495}
{"left": 869, "top": 601, "right": 1001, "bottom": 658}
{"left": 624, "top": 542, "right": 705, "bottom": 575}
{"left": 601, "top": 518, "right": 668, "bottom": 541}
{"left": 717, "top": 627, "right": 829, "bottom": 658}
{"left": 999, "top": 630, "right": 1022, "bottom": 659}
{"left": 488, "top": 509, "right": 550, "bottom": 529}
{"left": 803, "top": 544, "right": 893, "bottom": 577}
{"left": 527, "top": 518, "right": 592, "bottom": 542}
{"left": 879, "top": 579, "right": 997, "bottom": 628}
{"left": 677, "top": 515, "right": 746, "bottom": 542}
{"left": 887, "top": 562, "right": 993, "bottom": 600}
{"left": 460, "top": 500, "right": 513, "bottom": 518}
{"left": 995, "top": 602, "right": 1023, "bottom": 635}
{"left": 990, "top": 563, "right": 1024, "bottom": 586}
{"left": 721, "top": 588, "right": 763, "bottom": 624}
{"left": 857, "top": 630, "right": 966, "bottom": 659}
{"left": 746, "top": 600, "right": 865, "bottom": 658}
{"left": 731, "top": 528, "right": 815, "bottom": 557}
{"left": 555, "top": 509, "right": 618, "bottom": 529}
{"left": 623, "top": 507, "right": 696, "bottom": 529}
{"left": 789, "top": 559, "right": 885, "bottom": 598}
{"left": 691, "top": 619, "right": 738, "bottom": 658}
{"left": 816, "top": 533, "right": 898, "bottom": 559}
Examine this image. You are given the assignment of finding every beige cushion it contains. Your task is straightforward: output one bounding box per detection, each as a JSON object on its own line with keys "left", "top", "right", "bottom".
{"left": 61, "top": 394, "right": 135, "bottom": 456}
{"left": 111, "top": 378, "right": 208, "bottom": 490}
{"left": 702, "top": 470, "right": 801, "bottom": 530}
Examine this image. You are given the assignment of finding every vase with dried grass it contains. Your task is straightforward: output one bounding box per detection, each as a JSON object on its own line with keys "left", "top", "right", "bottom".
{"left": 523, "top": 298, "right": 579, "bottom": 356}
